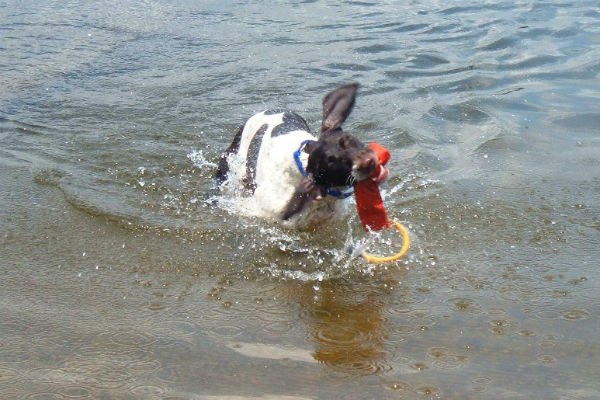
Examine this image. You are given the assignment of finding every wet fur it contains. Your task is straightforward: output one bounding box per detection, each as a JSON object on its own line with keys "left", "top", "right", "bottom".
{"left": 216, "top": 83, "right": 377, "bottom": 229}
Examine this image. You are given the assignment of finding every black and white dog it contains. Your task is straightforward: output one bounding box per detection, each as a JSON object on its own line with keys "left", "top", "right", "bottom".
{"left": 216, "top": 83, "right": 379, "bottom": 229}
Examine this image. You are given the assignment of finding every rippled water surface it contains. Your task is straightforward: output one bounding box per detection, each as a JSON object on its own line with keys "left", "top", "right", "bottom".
{"left": 2, "top": 1, "right": 600, "bottom": 398}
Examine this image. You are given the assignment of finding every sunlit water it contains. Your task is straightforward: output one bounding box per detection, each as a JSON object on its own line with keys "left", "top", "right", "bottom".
{"left": 1, "top": 1, "right": 599, "bottom": 399}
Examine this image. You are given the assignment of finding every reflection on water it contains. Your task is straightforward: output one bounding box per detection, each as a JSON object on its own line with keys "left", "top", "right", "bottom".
{"left": 295, "top": 279, "right": 391, "bottom": 376}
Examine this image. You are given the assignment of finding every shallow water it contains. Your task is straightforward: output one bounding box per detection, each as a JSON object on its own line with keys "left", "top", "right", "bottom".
{"left": 1, "top": 1, "right": 600, "bottom": 398}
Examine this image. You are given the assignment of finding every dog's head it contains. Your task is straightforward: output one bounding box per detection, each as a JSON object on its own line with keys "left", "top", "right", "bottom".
{"left": 305, "top": 131, "right": 378, "bottom": 188}
{"left": 283, "top": 83, "right": 379, "bottom": 221}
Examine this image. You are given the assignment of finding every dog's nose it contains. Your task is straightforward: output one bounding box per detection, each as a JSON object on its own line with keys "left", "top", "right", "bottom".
{"left": 357, "top": 155, "right": 376, "bottom": 172}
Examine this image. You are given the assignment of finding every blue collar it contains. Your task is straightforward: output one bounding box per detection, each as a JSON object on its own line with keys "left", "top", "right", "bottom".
{"left": 293, "top": 140, "right": 354, "bottom": 199}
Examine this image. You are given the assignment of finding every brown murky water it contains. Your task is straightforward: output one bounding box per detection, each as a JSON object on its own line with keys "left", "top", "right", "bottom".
{"left": 2, "top": 1, "right": 600, "bottom": 399}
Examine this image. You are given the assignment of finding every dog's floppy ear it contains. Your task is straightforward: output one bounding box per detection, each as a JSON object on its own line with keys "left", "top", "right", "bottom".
{"left": 321, "top": 82, "right": 359, "bottom": 133}
{"left": 282, "top": 175, "right": 323, "bottom": 221}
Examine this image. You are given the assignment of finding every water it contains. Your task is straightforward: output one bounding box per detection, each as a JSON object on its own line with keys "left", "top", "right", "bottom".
{"left": 1, "top": 1, "right": 599, "bottom": 398}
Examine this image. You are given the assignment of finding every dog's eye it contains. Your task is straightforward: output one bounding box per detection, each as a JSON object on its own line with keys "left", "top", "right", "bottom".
{"left": 339, "top": 135, "right": 357, "bottom": 149}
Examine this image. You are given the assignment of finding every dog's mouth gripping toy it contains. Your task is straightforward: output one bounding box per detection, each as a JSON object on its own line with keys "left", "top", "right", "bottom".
{"left": 293, "top": 140, "right": 410, "bottom": 263}
{"left": 353, "top": 143, "right": 410, "bottom": 263}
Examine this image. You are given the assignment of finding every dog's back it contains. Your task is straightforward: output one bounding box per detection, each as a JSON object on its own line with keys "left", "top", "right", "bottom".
{"left": 217, "top": 110, "right": 336, "bottom": 226}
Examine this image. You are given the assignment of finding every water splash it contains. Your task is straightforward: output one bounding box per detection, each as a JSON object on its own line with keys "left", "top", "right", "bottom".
{"left": 187, "top": 149, "right": 217, "bottom": 170}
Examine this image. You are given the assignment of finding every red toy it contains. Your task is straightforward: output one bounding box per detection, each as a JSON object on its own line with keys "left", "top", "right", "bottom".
{"left": 353, "top": 142, "right": 391, "bottom": 231}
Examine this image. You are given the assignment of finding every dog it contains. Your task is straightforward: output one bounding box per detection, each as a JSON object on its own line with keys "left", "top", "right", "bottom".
{"left": 216, "top": 83, "right": 379, "bottom": 229}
